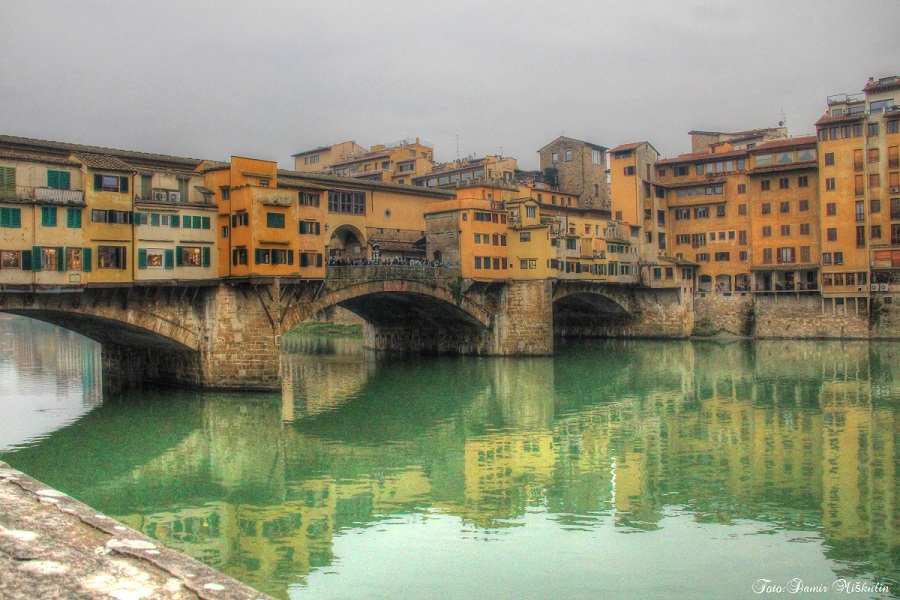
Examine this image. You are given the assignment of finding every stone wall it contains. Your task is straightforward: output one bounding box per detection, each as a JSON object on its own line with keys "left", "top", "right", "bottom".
{"left": 694, "top": 292, "right": 753, "bottom": 335}
{"left": 753, "top": 295, "right": 870, "bottom": 339}
{"left": 870, "top": 296, "right": 900, "bottom": 340}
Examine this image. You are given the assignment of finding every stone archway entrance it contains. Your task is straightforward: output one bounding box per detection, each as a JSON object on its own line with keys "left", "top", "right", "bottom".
{"left": 328, "top": 225, "right": 366, "bottom": 261}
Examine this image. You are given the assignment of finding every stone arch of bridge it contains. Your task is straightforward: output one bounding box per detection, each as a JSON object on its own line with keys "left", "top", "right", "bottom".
{"left": 1, "top": 308, "right": 200, "bottom": 353}
{"left": 551, "top": 287, "right": 632, "bottom": 330}
{"left": 282, "top": 279, "right": 492, "bottom": 334}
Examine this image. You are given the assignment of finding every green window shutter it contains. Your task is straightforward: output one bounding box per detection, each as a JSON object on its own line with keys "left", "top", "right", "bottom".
{"left": 192, "top": 216, "right": 201, "bottom": 229}
{"left": 315, "top": 222, "right": 320, "bottom": 235}
{"left": 287, "top": 250, "right": 294, "bottom": 265}
{"left": 11, "top": 208, "right": 20, "bottom": 228}
{"left": 21, "top": 250, "right": 32, "bottom": 271}
{"left": 61, "top": 171, "right": 70, "bottom": 190}
{"left": 82, "top": 247, "right": 92, "bottom": 272}
{"left": 150, "top": 213, "right": 160, "bottom": 227}
{"left": 316, "top": 253, "right": 323, "bottom": 268}
{"left": 57, "top": 247, "right": 65, "bottom": 271}
{"left": 182, "top": 215, "right": 190, "bottom": 229}
{"left": 32, "top": 246, "right": 42, "bottom": 271}
{"left": 0, "top": 166, "right": 15, "bottom": 198}
{"left": 48, "top": 170, "right": 59, "bottom": 189}
{"left": 201, "top": 216, "right": 210, "bottom": 230}
{"left": 120, "top": 177, "right": 129, "bottom": 193}
{"left": 94, "top": 174, "right": 103, "bottom": 191}
{"left": 41, "top": 207, "right": 57, "bottom": 227}
{"left": 202, "top": 246, "right": 210, "bottom": 267}
{"left": 137, "top": 248, "right": 147, "bottom": 269}
{"left": 172, "top": 215, "right": 180, "bottom": 228}
{"left": 175, "top": 246, "right": 183, "bottom": 266}
{"left": 0, "top": 207, "right": 8, "bottom": 228}
{"left": 164, "top": 249, "right": 174, "bottom": 269}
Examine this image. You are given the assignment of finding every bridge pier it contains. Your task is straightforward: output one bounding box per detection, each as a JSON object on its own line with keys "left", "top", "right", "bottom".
{"left": 491, "top": 280, "right": 554, "bottom": 355}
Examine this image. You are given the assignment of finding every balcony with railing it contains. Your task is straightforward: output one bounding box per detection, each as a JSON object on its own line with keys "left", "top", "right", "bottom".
{"left": 0, "top": 185, "right": 84, "bottom": 204}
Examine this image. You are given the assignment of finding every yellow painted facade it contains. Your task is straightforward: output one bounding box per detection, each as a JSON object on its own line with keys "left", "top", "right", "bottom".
{"left": 0, "top": 153, "right": 87, "bottom": 287}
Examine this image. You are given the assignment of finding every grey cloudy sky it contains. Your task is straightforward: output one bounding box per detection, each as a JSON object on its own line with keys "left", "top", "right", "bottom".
{"left": 2, "top": 0, "right": 898, "bottom": 171}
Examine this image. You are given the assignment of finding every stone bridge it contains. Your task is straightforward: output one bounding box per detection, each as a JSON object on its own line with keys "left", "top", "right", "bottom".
{"left": 0, "top": 267, "right": 692, "bottom": 389}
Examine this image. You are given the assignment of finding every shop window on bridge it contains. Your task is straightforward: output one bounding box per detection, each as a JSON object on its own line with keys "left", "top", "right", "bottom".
{"left": 232, "top": 248, "right": 248, "bottom": 266}
{"left": 97, "top": 245, "right": 126, "bottom": 269}
{"left": 299, "top": 221, "right": 320, "bottom": 235}
{"left": 0, "top": 250, "right": 21, "bottom": 269}
{"left": 177, "top": 246, "right": 209, "bottom": 267}
{"left": 328, "top": 191, "right": 366, "bottom": 215}
{"left": 66, "top": 248, "right": 83, "bottom": 271}
{"left": 137, "top": 248, "right": 172, "bottom": 269}
{"left": 300, "top": 252, "right": 322, "bottom": 268}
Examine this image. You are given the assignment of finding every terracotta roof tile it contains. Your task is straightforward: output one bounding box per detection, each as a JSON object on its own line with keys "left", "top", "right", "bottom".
{"left": 658, "top": 149, "right": 747, "bottom": 165}
{"left": 750, "top": 135, "right": 818, "bottom": 151}
{"left": 863, "top": 76, "right": 900, "bottom": 94}
{"left": 72, "top": 153, "right": 134, "bottom": 172}
{"left": 815, "top": 113, "right": 865, "bottom": 126}
{"left": 749, "top": 160, "right": 818, "bottom": 175}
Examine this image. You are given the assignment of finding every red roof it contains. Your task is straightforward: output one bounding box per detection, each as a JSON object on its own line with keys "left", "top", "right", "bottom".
{"left": 815, "top": 113, "right": 865, "bottom": 126}
{"left": 863, "top": 76, "right": 900, "bottom": 94}
{"left": 658, "top": 148, "right": 747, "bottom": 165}
{"left": 749, "top": 135, "right": 818, "bottom": 152}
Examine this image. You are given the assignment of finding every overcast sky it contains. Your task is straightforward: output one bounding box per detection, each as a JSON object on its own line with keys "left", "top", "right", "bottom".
{"left": 2, "top": 1, "right": 898, "bottom": 171}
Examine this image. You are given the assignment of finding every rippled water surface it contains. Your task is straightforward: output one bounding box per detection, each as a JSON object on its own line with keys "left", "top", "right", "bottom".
{"left": 2, "top": 314, "right": 900, "bottom": 599}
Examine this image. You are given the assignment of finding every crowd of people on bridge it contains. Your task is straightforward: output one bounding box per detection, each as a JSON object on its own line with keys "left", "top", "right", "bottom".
{"left": 328, "top": 257, "right": 451, "bottom": 268}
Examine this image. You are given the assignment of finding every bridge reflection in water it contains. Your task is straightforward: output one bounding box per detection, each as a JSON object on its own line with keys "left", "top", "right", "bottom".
{"left": 3, "top": 327, "right": 900, "bottom": 599}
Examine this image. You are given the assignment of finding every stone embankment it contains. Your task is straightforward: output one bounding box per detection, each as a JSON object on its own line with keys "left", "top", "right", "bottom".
{"left": 0, "top": 461, "right": 272, "bottom": 600}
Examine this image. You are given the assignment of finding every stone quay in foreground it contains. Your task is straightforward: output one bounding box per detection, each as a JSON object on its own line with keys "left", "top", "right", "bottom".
{"left": 0, "top": 461, "right": 272, "bottom": 600}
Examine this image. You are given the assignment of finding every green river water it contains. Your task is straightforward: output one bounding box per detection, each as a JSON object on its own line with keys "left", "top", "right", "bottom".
{"left": 2, "top": 314, "right": 900, "bottom": 599}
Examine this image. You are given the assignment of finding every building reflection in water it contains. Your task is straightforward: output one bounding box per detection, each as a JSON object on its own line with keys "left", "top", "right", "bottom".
{"left": 0, "top": 314, "right": 101, "bottom": 451}
{"left": 3, "top": 329, "right": 900, "bottom": 598}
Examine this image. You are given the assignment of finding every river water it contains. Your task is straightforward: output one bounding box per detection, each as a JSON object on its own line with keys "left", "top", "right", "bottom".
{"left": 2, "top": 314, "right": 900, "bottom": 599}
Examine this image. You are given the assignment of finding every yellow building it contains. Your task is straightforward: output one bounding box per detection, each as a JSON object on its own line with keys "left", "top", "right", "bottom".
{"left": 412, "top": 154, "right": 517, "bottom": 189}
{"left": 817, "top": 76, "right": 900, "bottom": 307}
{"left": 133, "top": 164, "right": 217, "bottom": 282}
{"left": 746, "top": 137, "right": 820, "bottom": 293}
{"left": 199, "top": 157, "right": 327, "bottom": 279}
{"left": 293, "top": 138, "right": 435, "bottom": 186}
{"left": 816, "top": 76, "right": 900, "bottom": 309}
{"left": 0, "top": 151, "right": 87, "bottom": 288}
{"left": 291, "top": 141, "right": 365, "bottom": 172}
{"left": 78, "top": 153, "right": 135, "bottom": 284}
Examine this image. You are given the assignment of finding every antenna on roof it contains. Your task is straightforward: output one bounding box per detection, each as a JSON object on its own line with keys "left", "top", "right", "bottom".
{"left": 778, "top": 109, "right": 786, "bottom": 129}
{"left": 454, "top": 134, "right": 461, "bottom": 160}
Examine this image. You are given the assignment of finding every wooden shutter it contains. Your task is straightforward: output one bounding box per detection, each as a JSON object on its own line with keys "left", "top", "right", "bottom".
{"left": 175, "top": 246, "right": 183, "bottom": 267}
{"left": 57, "top": 247, "right": 65, "bottom": 271}
{"left": 317, "top": 253, "right": 323, "bottom": 268}
{"left": 137, "top": 248, "right": 147, "bottom": 269}
{"left": 32, "top": 246, "right": 42, "bottom": 271}
{"left": 48, "top": 170, "right": 60, "bottom": 189}
{"left": 201, "top": 216, "right": 210, "bottom": 230}
{"left": 164, "top": 249, "right": 174, "bottom": 269}
{"left": 287, "top": 250, "right": 294, "bottom": 265}
{"left": 21, "top": 250, "right": 32, "bottom": 271}
{"left": 182, "top": 215, "right": 190, "bottom": 228}
{"left": 119, "top": 177, "right": 129, "bottom": 193}
{"left": 82, "top": 248, "right": 92, "bottom": 272}
{"left": 0, "top": 166, "right": 15, "bottom": 198}
{"left": 94, "top": 174, "right": 103, "bottom": 191}
{"left": 192, "top": 216, "right": 201, "bottom": 229}
{"left": 0, "top": 208, "right": 8, "bottom": 228}
{"left": 202, "top": 246, "right": 210, "bottom": 267}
